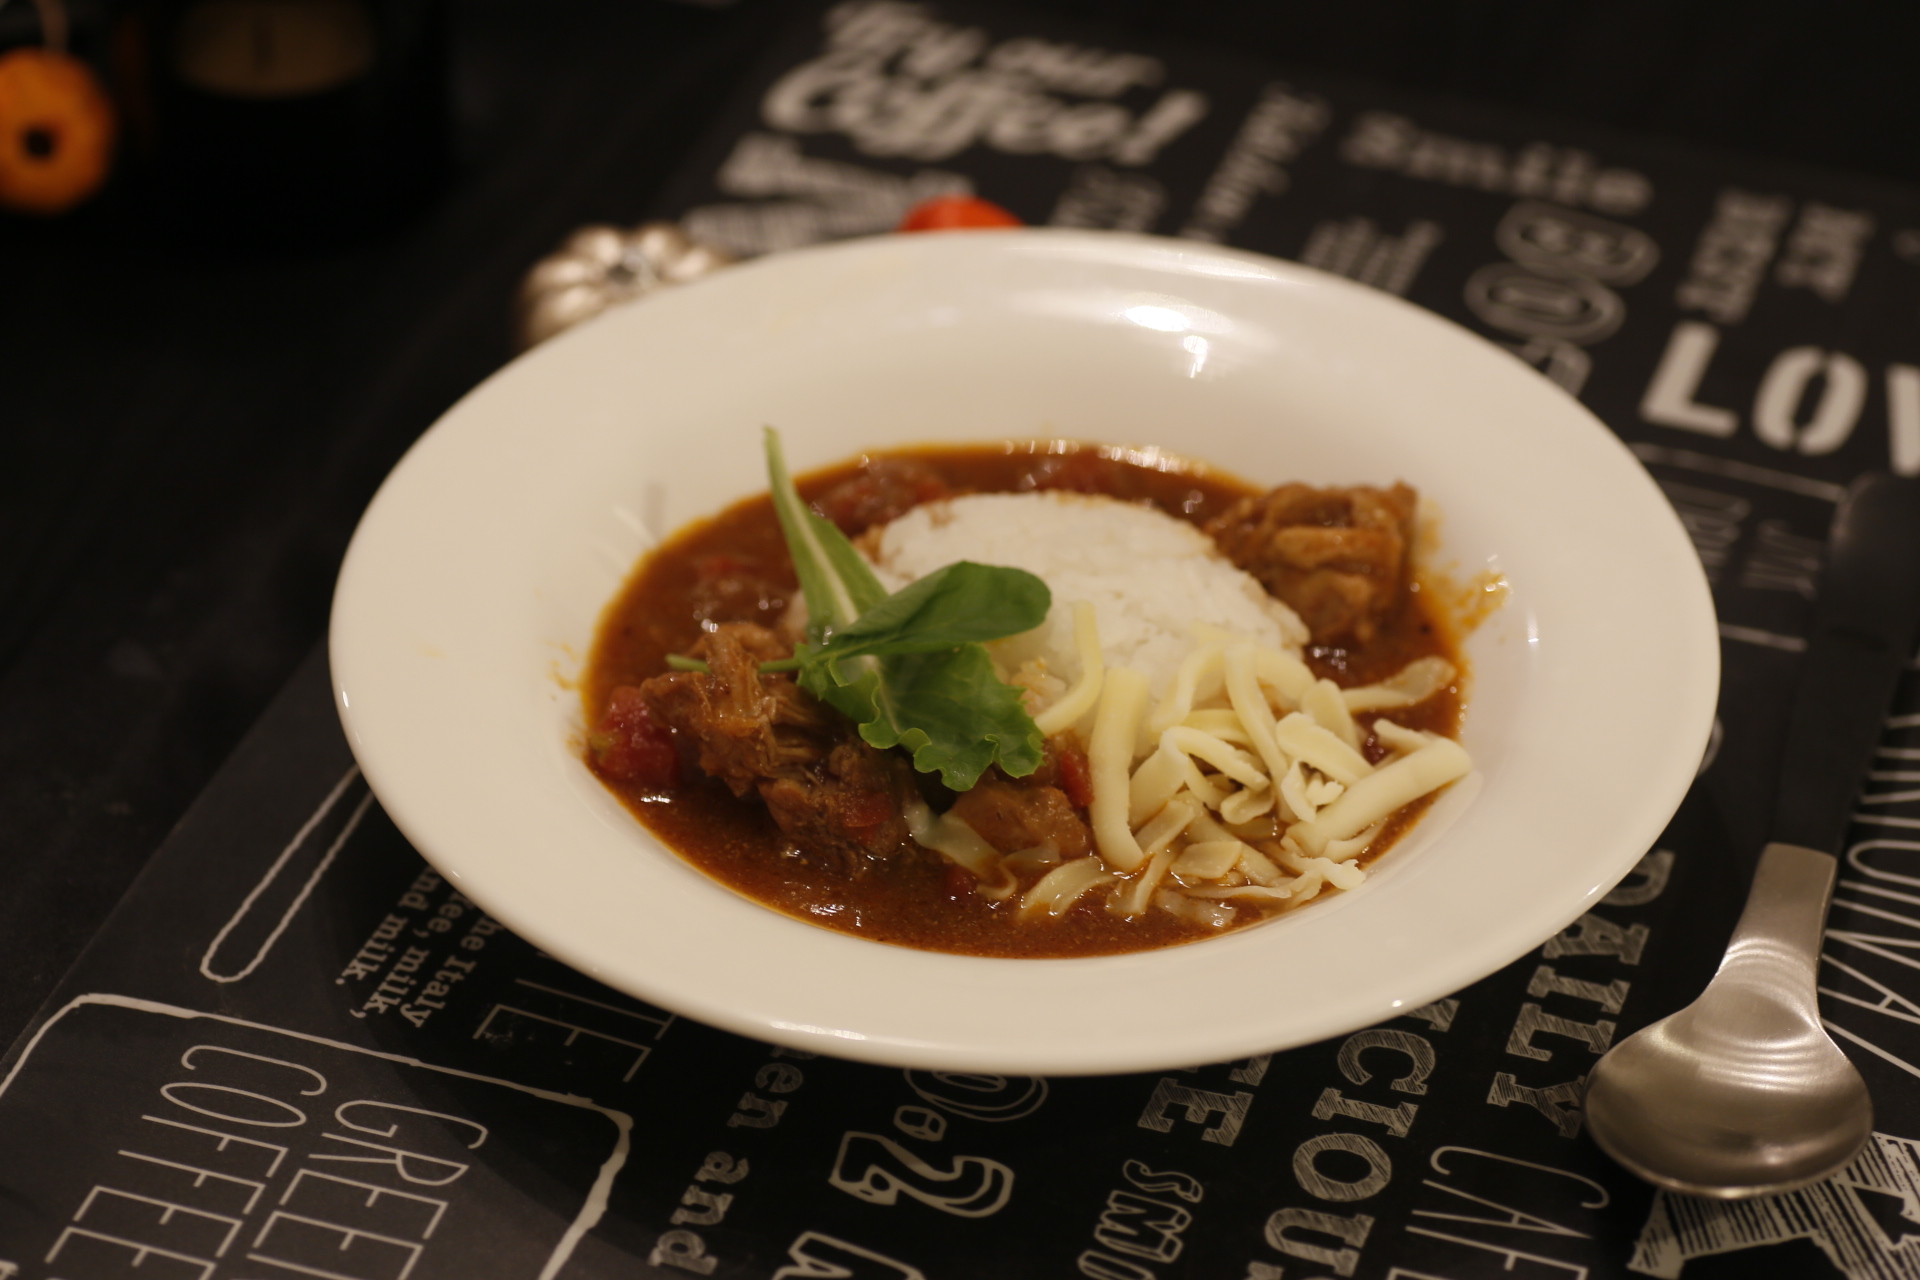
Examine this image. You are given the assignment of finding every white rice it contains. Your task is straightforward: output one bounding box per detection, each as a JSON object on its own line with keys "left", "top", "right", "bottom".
{"left": 868, "top": 492, "right": 1308, "bottom": 696}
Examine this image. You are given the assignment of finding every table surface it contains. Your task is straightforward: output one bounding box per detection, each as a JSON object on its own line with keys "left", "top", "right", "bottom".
{"left": 6, "top": 2, "right": 1920, "bottom": 1274}
{"left": 1, "top": 0, "right": 1915, "bottom": 1087}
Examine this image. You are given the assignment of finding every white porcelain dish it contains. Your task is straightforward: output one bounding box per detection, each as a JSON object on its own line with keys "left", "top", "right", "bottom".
{"left": 329, "top": 230, "right": 1718, "bottom": 1075}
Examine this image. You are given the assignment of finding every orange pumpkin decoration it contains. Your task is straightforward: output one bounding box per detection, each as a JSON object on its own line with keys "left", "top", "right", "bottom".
{"left": 0, "top": 47, "right": 116, "bottom": 215}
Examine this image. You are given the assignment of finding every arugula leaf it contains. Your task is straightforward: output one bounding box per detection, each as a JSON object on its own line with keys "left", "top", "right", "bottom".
{"left": 801, "top": 644, "right": 1045, "bottom": 787}
{"left": 813, "top": 561, "right": 1052, "bottom": 657}
{"left": 764, "top": 428, "right": 887, "bottom": 638}
{"left": 760, "top": 428, "right": 1050, "bottom": 790}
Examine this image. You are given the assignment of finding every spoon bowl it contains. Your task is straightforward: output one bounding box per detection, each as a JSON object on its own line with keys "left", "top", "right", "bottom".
{"left": 1584, "top": 475, "right": 1920, "bottom": 1198}
{"left": 1584, "top": 842, "right": 1873, "bottom": 1197}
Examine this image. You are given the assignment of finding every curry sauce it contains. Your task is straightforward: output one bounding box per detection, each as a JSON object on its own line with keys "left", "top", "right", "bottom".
{"left": 583, "top": 443, "right": 1466, "bottom": 957}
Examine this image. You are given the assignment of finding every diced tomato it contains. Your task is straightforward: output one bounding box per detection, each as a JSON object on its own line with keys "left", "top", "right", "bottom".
{"left": 835, "top": 789, "right": 898, "bottom": 834}
{"left": 896, "top": 195, "right": 1023, "bottom": 232}
{"left": 941, "top": 863, "right": 976, "bottom": 902}
{"left": 590, "top": 686, "right": 681, "bottom": 790}
{"left": 1053, "top": 740, "right": 1095, "bottom": 809}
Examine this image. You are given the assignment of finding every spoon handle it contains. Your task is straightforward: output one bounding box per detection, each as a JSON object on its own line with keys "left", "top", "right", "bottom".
{"left": 1713, "top": 843, "right": 1836, "bottom": 1013}
{"left": 1771, "top": 474, "right": 1920, "bottom": 855}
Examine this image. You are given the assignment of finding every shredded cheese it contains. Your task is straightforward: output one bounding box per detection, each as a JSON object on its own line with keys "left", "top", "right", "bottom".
{"left": 1342, "top": 656, "right": 1456, "bottom": 711}
{"left": 1088, "top": 667, "right": 1152, "bottom": 871}
{"left": 901, "top": 796, "right": 1001, "bottom": 876}
{"left": 1273, "top": 712, "right": 1371, "bottom": 786}
{"left": 1128, "top": 741, "right": 1188, "bottom": 827}
{"left": 1224, "top": 643, "right": 1292, "bottom": 785}
{"left": 1371, "top": 717, "right": 1433, "bottom": 755}
{"left": 1145, "top": 642, "right": 1225, "bottom": 745}
{"left": 1304, "top": 677, "right": 1363, "bottom": 750}
{"left": 1172, "top": 840, "right": 1247, "bottom": 880}
{"left": 1033, "top": 601, "right": 1106, "bottom": 736}
{"left": 1291, "top": 736, "right": 1471, "bottom": 853}
{"left": 990, "top": 602, "right": 1469, "bottom": 929}
{"left": 1220, "top": 785, "right": 1276, "bottom": 825}
{"left": 1163, "top": 726, "right": 1268, "bottom": 790}
{"left": 1019, "top": 856, "right": 1118, "bottom": 919}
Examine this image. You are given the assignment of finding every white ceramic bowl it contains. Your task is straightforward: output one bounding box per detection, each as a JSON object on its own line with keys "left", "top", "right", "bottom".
{"left": 330, "top": 230, "right": 1717, "bottom": 1074}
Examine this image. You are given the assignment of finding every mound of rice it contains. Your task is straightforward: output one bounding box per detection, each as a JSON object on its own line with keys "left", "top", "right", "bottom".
{"left": 867, "top": 492, "right": 1309, "bottom": 696}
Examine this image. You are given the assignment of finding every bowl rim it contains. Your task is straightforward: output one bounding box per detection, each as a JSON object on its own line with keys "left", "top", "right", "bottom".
{"left": 329, "top": 228, "right": 1720, "bottom": 1073}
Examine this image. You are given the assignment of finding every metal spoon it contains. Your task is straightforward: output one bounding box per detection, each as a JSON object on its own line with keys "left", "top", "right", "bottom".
{"left": 1584, "top": 472, "right": 1920, "bottom": 1198}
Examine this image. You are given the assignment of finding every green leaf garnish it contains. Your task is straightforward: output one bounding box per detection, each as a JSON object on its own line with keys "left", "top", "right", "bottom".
{"left": 808, "top": 561, "right": 1052, "bottom": 658}
{"left": 760, "top": 427, "right": 1049, "bottom": 790}
{"left": 799, "top": 644, "right": 1043, "bottom": 788}
{"left": 764, "top": 426, "right": 888, "bottom": 637}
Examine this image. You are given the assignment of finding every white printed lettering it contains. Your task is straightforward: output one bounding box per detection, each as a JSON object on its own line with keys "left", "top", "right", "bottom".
{"left": 1641, "top": 322, "right": 1739, "bottom": 436}
{"left": 1601, "top": 850, "right": 1675, "bottom": 906}
{"left": 248, "top": 1210, "right": 421, "bottom": 1280}
{"left": 1887, "top": 365, "right": 1920, "bottom": 476}
{"left": 311, "top": 1135, "right": 469, "bottom": 1186}
{"left": 1486, "top": 1073, "right": 1587, "bottom": 1138}
{"left": 1507, "top": 1003, "right": 1617, "bottom": 1061}
{"left": 1312, "top": 1088, "right": 1418, "bottom": 1138}
{"left": 1336, "top": 1029, "right": 1436, "bottom": 1095}
{"left": 772, "top": 1229, "right": 924, "bottom": 1280}
{"left": 1122, "top": 1160, "right": 1203, "bottom": 1203}
{"left": 1293, "top": 1133, "right": 1392, "bottom": 1202}
{"left": 1092, "top": 1190, "right": 1191, "bottom": 1262}
{"left": 670, "top": 1187, "right": 734, "bottom": 1227}
{"left": 159, "top": 1083, "right": 307, "bottom": 1130}
{"left": 828, "top": 1133, "right": 1013, "bottom": 1217}
{"left": 1752, "top": 346, "right": 1866, "bottom": 455}
{"left": 280, "top": 1169, "right": 448, "bottom": 1239}
{"left": 756, "top": 1063, "right": 806, "bottom": 1094}
{"left": 1526, "top": 966, "right": 1629, "bottom": 1014}
{"left": 1136, "top": 1078, "right": 1253, "bottom": 1145}
{"left": 1263, "top": 1206, "right": 1373, "bottom": 1276}
{"left": 696, "top": 1151, "right": 750, "bottom": 1184}
{"left": 1541, "top": 912, "right": 1649, "bottom": 963}
{"left": 650, "top": 1228, "right": 718, "bottom": 1276}
{"left": 728, "top": 1092, "right": 789, "bottom": 1129}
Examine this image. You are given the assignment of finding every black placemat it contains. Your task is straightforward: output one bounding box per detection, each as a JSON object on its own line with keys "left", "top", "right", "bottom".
{"left": 7, "top": 3, "right": 1920, "bottom": 1276}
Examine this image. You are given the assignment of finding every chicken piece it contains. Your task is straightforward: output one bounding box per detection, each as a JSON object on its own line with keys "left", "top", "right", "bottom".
{"left": 1205, "top": 482, "right": 1418, "bottom": 645}
{"left": 947, "top": 773, "right": 1094, "bottom": 860}
{"left": 640, "top": 623, "right": 914, "bottom": 865}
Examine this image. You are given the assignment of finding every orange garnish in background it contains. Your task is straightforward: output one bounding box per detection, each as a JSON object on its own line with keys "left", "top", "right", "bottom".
{"left": 0, "top": 47, "right": 116, "bottom": 215}
{"left": 896, "top": 194, "right": 1023, "bottom": 232}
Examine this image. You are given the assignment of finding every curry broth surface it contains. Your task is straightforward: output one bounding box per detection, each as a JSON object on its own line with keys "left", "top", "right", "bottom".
{"left": 584, "top": 443, "right": 1465, "bottom": 957}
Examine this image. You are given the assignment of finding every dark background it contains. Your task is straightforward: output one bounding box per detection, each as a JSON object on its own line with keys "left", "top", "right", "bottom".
{"left": 4, "top": 0, "right": 1918, "bottom": 1050}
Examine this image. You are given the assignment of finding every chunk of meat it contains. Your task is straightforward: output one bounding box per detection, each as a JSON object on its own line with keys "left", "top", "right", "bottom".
{"left": 1205, "top": 482, "right": 1418, "bottom": 645}
{"left": 638, "top": 623, "right": 914, "bottom": 866}
{"left": 814, "top": 458, "right": 952, "bottom": 535}
{"left": 948, "top": 774, "right": 1094, "bottom": 860}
